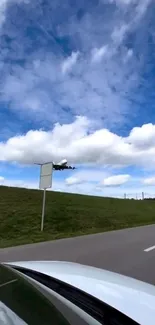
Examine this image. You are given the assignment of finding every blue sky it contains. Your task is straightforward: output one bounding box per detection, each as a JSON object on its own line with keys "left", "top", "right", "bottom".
{"left": 0, "top": 0, "right": 155, "bottom": 198}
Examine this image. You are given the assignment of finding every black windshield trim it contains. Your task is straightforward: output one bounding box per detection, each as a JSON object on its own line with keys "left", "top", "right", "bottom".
{"left": 8, "top": 264, "right": 140, "bottom": 325}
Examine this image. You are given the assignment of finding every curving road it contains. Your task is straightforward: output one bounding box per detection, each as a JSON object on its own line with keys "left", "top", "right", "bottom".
{"left": 0, "top": 224, "right": 155, "bottom": 285}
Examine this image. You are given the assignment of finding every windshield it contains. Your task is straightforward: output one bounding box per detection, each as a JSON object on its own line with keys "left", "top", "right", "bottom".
{"left": 0, "top": 264, "right": 71, "bottom": 325}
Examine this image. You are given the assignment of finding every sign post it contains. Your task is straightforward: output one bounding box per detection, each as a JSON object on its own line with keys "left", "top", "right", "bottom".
{"left": 39, "top": 162, "right": 53, "bottom": 231}
{"left": 41, "top": 189, "right": 46, "bottom": 232}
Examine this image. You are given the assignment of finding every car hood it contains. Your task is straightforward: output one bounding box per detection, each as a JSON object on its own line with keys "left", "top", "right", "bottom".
{"left": 5, "top": 260, "right": 155, "bottom": 325}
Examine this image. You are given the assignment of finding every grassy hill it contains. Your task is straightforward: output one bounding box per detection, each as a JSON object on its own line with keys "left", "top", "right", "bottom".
{"left": 0, "top": 185, "right": 155, "bottom": 248}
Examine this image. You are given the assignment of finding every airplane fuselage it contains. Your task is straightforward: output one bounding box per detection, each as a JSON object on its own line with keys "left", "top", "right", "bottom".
{"left": 53, "top": 165, "right": 75, "bottom": 170}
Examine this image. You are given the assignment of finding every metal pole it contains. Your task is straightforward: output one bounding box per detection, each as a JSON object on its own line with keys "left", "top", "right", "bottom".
{"left": 41, "top": 189, "right": 46, "bottom": 231}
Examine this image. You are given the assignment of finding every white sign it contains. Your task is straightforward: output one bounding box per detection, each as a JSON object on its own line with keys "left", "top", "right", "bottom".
{"left": 39, "top": 162, "right": 53, "bottom": 189}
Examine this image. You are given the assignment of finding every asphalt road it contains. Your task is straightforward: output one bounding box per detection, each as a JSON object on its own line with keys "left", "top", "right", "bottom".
{"left": 0, "top": 224, "right": 155, "bottom": 285}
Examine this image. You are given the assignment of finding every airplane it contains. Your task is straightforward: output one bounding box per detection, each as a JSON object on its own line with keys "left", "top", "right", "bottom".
{"left": 34, "top": 159, "right": 76, "bottom": 170}
{"left": 53, "top": 159, "right": 76, "bottom": 171}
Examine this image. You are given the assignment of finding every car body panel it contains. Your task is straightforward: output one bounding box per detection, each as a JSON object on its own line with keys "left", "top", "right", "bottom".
{"left": 5, "top": 260, "right": 155, "bottom": 325}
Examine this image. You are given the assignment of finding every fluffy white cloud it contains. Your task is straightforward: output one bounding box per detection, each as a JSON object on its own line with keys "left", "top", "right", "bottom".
{"left": 65, "top": 169, "right": 108, "bottom": 186}
{"left": 91, "top": 46, "right": 108, "bottom": 63}
{"left": 0, "top": 177, "right": 38, "bottom": 189}
{"left": 112, "top": 24, "right": 129, "bottom": 44}
{"left": 136, "top": 0, "right": 152, "bottom": 19}
{"left": 111, "top": 0, "right": 151, "bottom": 9}
{"left": 61, "top": 52, "right": 79, "bottom": 74}
{"left": 128, "top": 123, "right": 155, "bottom": 149}
{"left": 1, "top": 172, "right": 155, "bottom": 199}
{"left": 143, "top": 177, "right": 155, "bottom": 186}
{"left": 66, "top": 172, "right": 130, "bottom": 188}
{"left": 0, "top": 176, "right": 65, "bottom": 191}
{"left": 0, "top": 0, "right": 29, "bottom": 29}
{"left": 0, "top": 117, "right": 155, "bottom": 168}
{"left": 110, "top": 0, "right": 152, "bottom": 40}
{"left": 0, "top": 176, "right": 5, "bottom": 183}
{"left": 109, "top": 0, "right": 134, "bottom": 4}
{"left": 0, "top": 175, "right": 95, "bottom": 196}
{"left": 123, "top": 49, "right": 133, "bottom": 63}
{"left": 102, "top": 174, "right": 130, "bottom": 186}
{"left": 0, "top": 0, "right": 8, "bottom": 27}
{"left": 65, "top": 177, "right": 83, "bottom": 186}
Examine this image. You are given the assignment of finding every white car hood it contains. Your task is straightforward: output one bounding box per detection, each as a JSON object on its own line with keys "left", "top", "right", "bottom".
{"left": 6, "top": 261, "right": 155, "bottom": 325}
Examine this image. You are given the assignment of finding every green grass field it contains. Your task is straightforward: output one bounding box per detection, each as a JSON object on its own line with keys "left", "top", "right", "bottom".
{"left": 0, "top": 185, "right": 155, "bottom": 248}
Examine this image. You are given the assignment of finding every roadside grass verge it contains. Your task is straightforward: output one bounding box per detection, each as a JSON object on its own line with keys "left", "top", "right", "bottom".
{"left": 0, "top": 186, "right": 155, "bottom": 248}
